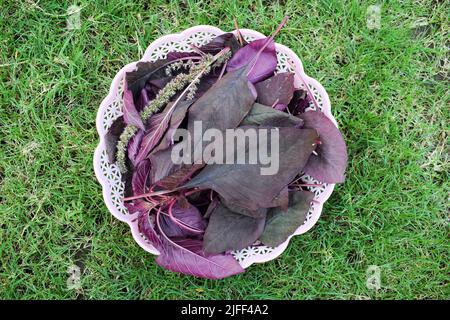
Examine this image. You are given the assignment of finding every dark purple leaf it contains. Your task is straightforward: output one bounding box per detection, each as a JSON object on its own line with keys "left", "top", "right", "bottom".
{"left": 273, "top": 186, "right": 289, "bottom": 211}
{"left": 203, "top": 202, "right": 266, "bottom": 254}
{"left": 287, "top": 89, "right": 311, "bottom": 115}
{"left": 149, "top": 146, "right": 179, "bottom": 184}
{"left": 219, "top": 184, "right": 288, "bottom": 218}
{"left": 204, "top": 196, "right": 219, "bottom": 219}
{"left": 168, "top": 33, "right": 242, "bottom": 61}
{"left": 191, "top": 71, "right": 220, "bottom": 99}
{"left": 220, "top": 196, "right": 267, "bottom": 218}
{"left": 167, "top": 51, "right": 199, "bottom": 61}
{"left": 149, "top": 146, "right": 204, "bottom": 189}
{"left": 299, "top": 111, "right": 348, "bottom": 183}
{"left": 254, "top": 72, "right": 295, "bottom": 106}
{"left": 121, "top": 169, "right": 134, "bottom": 198}
{"left": 126, "top": 59, "right": 172, "bottom": 99}
{"left": 104, "top": 116, "right": 125, "bottom": 163}
{"left": 227, "top": 38, "right": 277, "bottom": 83}
{"left": 148, "top": 76, "right": 173, "bottom": 90}
{"left": 137, "top": 211, "right": 162, "bottom": 248}
{"left": 132, "top": 159, "right": 151, "bottom": 195}
{"left": 128, "top": 129, "right": 144, "bottom": 167}
{"left": 134, "top": 112, "right": 171, "bottom": 164}
{"left": 151, "top": 100, "right": 193, "bottom": 154}
{"left": 135, "top": 88, "right": 150, "bottom": 112}
{"left": 260, "top": 191, "right": 314, "bottom": 247}
{"left": 155, "top": 213, "right": 244, "bottom": 279}
{"left": 187, "top": 67, "right": 256, "bottom": 162}
{"left": 160, "top": 199, "right": 206, "bottom": 238}
{"left": 124, "top": 199, "right": 152, "bottom": 215}
{"left": 241, "top": 103, "right": 303, "bottom": 127}
{"left": 123, "top": 79, "right": 145, "bottom": 130}
{"left": 157, "top": 164, "right": 204, "bottom": 190}
{"left": 200, "top": 33, "right": 243, "bottom": 55}
{"left": 182, "top": 127, "right": 318, "bottom": 211}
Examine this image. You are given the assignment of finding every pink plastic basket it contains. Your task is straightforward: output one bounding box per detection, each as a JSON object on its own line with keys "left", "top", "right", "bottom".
{"left": 93, "top": 26, "right": 336, "bottom": 269}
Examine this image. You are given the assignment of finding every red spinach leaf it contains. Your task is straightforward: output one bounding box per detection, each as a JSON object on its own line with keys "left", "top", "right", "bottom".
{"left": 259, "top": 191, "right": 314, "bottom": 247}
{"left": 134, "top": 112, "right": 170, "bottom": 164}
{"left": 104, "top": 116, "right": 125, "bottom": 163}
{"left": 227, "top": 38, "right": 277, "bottom": 83}
{"left": 287, "top": 89, "right": 310, "bottom": 115}
{"left": 240, "top": 103, "right": 303, "bottom": 127}
{"left": 123, "top": 79, "right": 145, "bottom": 130}
{"left": 203, "top": 202, "right": 266, "bottom": 254}
{"left": 299, "top": 111, "right": 348, "bottom": 183}
{"left": 126, "top": 59, "right": 173, "bottom": 99}
{"left": 128, "top": 129, "right": 144, "bottom": 167}
{"left": 132, "top": 159, "right": 151, "bottom": 195}
{"left": 254, "top": 72, "right": 295, "bottom": 106}
{"left": 187, "top": 67, "right": 256, "bottom": 162}
{"left": 137, "top": 211, "right": 162, "bottom": 248}
{"left": 155, "top": 212, "right": 244, "bottom": 279}
{"left": 182, "top": 127, "right": 318, "bottom": 211}
{"left": 160, "top": 199, "right": 206, "bottom": 238}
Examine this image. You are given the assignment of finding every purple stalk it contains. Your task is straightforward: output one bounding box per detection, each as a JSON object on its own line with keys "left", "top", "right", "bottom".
{"left": 167, "top": 200, "right": 203, "bottom": 234}
{"left": 245, "top": 16, "right": 289, "bottom": 78}
{"left": 155, "top": 207, "right": 226, "bottom": 268}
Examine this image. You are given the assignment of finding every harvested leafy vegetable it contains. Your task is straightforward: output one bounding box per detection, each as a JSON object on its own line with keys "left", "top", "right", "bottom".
{"left": 259, "top": 191, "right": 314, "bottom": 247}
{"left": 104, "top": 17, "right": 347, "bottom": 279}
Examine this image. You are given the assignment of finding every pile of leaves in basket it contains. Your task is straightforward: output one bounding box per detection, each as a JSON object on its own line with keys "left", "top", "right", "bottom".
{"left": 105, "top": 17, "right": 347, "bottom": 279}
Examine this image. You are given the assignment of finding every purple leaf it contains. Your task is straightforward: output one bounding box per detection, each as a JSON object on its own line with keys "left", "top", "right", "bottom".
{"left": 126, "top": 59, "right": 173, "bottom": 99}
{"left": 134, "top": 112, "right": 171, "bottom": 164}
{"left": 149, "top": 146, "right": 203, "bottom": 189}
{"left": 151, "top": 100, "right": 193, "bottom": 154}
{"left": 121, "top": 170, "right": 134, "bottom": 198}
{"left": 182, "top": 127, "right": 318, "bottom": 211}
{"left": 149, "top": 147, "right": 179, "bottom": 184}
{"left": 273, "top": 186, "right": 289, "bottom": 211}
{"left": 155, "top": 212, "right": 244, "bottom": 279}
{"left": 218, "top": 183, "right": 287, "bottom": 218}
{"left": 241, "top": 103, "right": 303, "bottom": 127}
{"left": 104, "top": 116, "right": 125, "bottom": 163}
{"left": 227, "top": 38, "right": 277, "bottom": 83}
{"left": 254, "top": 72, "right": 295, "bottom": 106}
{"left": 124, "top": 199, "right": 152, "bottom": 215}
{"left": 220, "top": 196, "right": 267, "bottom": 218}
{"left": 203, "top": 202, "right": 266, "bottom": 254}
{"left": 204, "top": 196, "right": 219, "bottom": 219}
{"left": 200, "top": 33, "right": 243, "bottom": 55}
{"left": 299, "top": 111, "right": 348, "bottom": 183}
{"left": 156, "top": 164, "right": 203, "bottom": 190}
{"left": 167, "top": 51, "right": 199, "bottom": 61}
{"left": 274, "top": 103, "right": 287, "bottom": 111}
{"left": 287, "top": 89, "right": 311, "bottom": 115}
{"left": 187, "top": 67, "right": 256, "bottom": 163}
{"left": 137, "top": 211, "right": 162, "bottom": 248}
{"left": 160, "top": 199, "right": 206, "bottom": 238}
{"left": 136, "top": 88, "right": 150, "bottom": 112}
{"left": 128, "top": 129, "right": 144, "bottom": 167}
{"left": 259, "top": 191, "right": 314, "bottom": 247}
{"left": 123, "top": 79, "right": 145, "bottom": 130}
{"left": 132, "top": 159, "right": 151, "bottom": 195}
{"left": 191, "top": 72, "right": 221, "bottom": 99}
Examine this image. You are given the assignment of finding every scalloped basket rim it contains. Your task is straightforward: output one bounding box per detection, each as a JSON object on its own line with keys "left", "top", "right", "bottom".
{"left": 93, "top": 25, "right": 336, "bottom": 270}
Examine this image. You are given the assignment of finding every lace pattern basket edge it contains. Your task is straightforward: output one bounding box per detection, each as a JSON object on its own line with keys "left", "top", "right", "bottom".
{"left": 93, "top": 25, "right": 336, "bottom": 269}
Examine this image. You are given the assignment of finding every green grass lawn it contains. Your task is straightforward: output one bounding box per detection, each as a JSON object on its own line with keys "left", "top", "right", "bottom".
{"left": 0, "top": 0, "right": 448, "bottom": 300}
